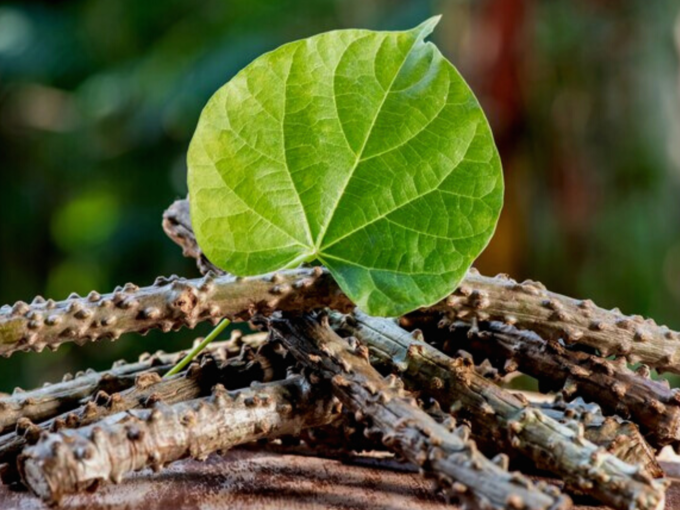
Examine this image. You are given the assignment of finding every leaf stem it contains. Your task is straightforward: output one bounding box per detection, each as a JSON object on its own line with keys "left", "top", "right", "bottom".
{"left": 163, "top": 318, "right": 231, "bottom": 378}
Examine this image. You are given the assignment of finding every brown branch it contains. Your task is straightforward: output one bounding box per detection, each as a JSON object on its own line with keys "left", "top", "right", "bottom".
{"left": 6, "top": 197, "right": 677, "bottom": 368}
{"left": 268, "top": 313, "right": 572, "bottom": 510}
{"left": 0, "top": 342, "right": 221, "bottom": 437}
{"left": 425, "top": 272, "right": 680, "bottom": 373}
{"left": 0, "top": 358, "right": 166, "bottom": 437}
{"left": 0, "top": 330, "right": 266, "bottom": 437}
{"left": 18, "top": 374, "right": 339, "bottom": 504}
{"left": 303, "top": 383, "right": 662, "bottom": 482}
{"left": 438, "top": 320, "right": 680, "bottom": 450}
{"left": 535, "top": 397, "right": 663, "bottom": 479}
{"left": 339, "top": 311, "right": 666, "bottom": 510}
{"left": 0, "top": 335, "right": 286, "bottom": 483}
{"left": 0, "top": 267, "right": 352, "bottom": 356}
{"left": 165, "top": 198, "right": 680, "bottom": 374}
{"left": 162, "top": 198, "right": 224, "bottom": 276}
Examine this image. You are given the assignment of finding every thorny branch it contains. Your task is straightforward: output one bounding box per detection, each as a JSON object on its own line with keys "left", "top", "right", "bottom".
{"left": 18, "top": 374, "right": 340, "bottom": 504}
{"left": 436, "top": 321, "right": 680, "bottom": 450}
{"left": 0, "top": 332, "right": 264, "bottom": 438}
{"left": 0, "top": 335, "right": 285, "bottom": 483}
{"left": 0, "top": 267, "right": 352, "bottom": 357}
{"left": 337, "top": 311, "right": 666, "bottom": 510}
{"left": 274, "top": 392, "right": 663, "bottom": 484}
{"left": 268, "top": 313, "right": 572, "bottom": 510}
{"left": 0, "top": 340, "right": 220, "bottom": 436}
{"left": 428, "top": 273, "right": 680, "bottom": 373}
{"left": 535, "top": 397, "right": 663, "bottom": 480}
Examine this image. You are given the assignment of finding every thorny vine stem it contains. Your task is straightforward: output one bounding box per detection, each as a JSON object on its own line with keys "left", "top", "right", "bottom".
{"left": 3, "top": 199, "right": 680, "bottom": 375}
{"left": 437, "top": 320, "right": 680, "bottom": 450}
{"left": 268, "top": 313, "right": 572, "bottom": 510}
{"left": 0, "top": 338, "right": 289, "bottom": 483}
{"left": 168, "top": 197, "right": 680, "bottom": 373}
{"left": 18, "top": 375, "right": 339, "bottom": 504}
{"left": 337, "top": 311, "right": 666, "bottom": 510}
{"left": 0, "top": 267, "right": 352, "bottom": 356}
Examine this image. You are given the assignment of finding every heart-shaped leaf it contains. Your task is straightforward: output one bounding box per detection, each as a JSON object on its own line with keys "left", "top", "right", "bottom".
{"left": 188, "top": 16, "right": 503, "bottom": 316}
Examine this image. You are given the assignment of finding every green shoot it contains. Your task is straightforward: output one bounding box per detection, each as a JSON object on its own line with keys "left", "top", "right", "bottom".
{"left": 163, "top": 318, "right": 231, "bottom": 378}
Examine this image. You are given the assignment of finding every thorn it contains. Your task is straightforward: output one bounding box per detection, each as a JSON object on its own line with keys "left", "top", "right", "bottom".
{"left": 430, "top": 377, "right": 444, "bottom": 390}
{"left": 635, "top": 365, "right": 652, "bottom": 378}
{"left": 492, "top": 453, "right": 509, "bottom": 470}
{"left": 11, "top": 301, "right": 29, "bottom": 315}
{"left": 74, "top": 309, "right": 93, "bottom": 320}
{"left": 123, "top": 282, "right": 139, "bottom": 293}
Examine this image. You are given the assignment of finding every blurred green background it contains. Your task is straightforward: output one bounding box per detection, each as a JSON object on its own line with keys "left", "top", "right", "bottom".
{"left": 0, "top": 0, "right": 678, "bottom": 391}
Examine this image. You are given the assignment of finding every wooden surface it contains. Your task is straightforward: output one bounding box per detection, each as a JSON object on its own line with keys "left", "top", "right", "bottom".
{"left": 1, "top": 449, "right": 678, "bottom": 509}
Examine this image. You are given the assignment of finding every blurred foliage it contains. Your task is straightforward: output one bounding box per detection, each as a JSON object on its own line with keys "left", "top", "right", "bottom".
{"left": 0, "top": 0, "right": 678, "bottom": 391}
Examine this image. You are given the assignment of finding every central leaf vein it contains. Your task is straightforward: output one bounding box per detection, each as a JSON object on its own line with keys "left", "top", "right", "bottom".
{"left": 312, "top": 34, "right": 421, "bottom": 249}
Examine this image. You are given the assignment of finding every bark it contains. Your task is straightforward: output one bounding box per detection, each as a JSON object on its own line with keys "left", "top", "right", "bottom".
{"left": 535, "top": 397, "right": 663, "bottom": 479}
{"left": 0, "top": 335, "right": 286, "bottom": 483}
{"left": 164, "top": 198, "right": 680, "bottom": 374}
{"left": 425, "top": 272, "right": 680, "bottom": 373}
{"left": 268, "top": 313, "right": 572, "bottom": 510}
{"left": 0, "top": 334, "right": 254, "bottom": 436}
{"left": 18, "top": 375, "right": 339, "bottom": 504}
{"left": 438, "top": 320, "right": 680, "bottom": 450}
{"left": 0, "top": 267, "right": 352, "bottom": 357}
{"left": 337, "top": 311, "right": 666, "bottom": 510}
{"left": 162, "top": 197, "right": 224, "bottom": 276}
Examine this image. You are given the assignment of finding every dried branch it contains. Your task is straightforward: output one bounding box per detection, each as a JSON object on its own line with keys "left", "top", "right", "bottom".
{"left": 425, "top": 272, "right": 680, "bottom": 373}
{"left": 535, "top": 397, "right": 663, "bottom": 479}
{"left": 339, "top": 311, "right": 666, "bottom": 510}
{"left": 0, "top": 267, "right": 352, "bottom": 357}
{"left": 0, "top": 345, "right": 198, "bottom": 436}
{"left": 18, "top": 374, "right": 338, "bottom": 504}
{"left": 0, "top": 335, "right": 284, "bottom": 483}
{"left": 297, "top": 394, "right": 662, "bottom": 486}
{"left": 0, "top": 329, "right": 265, "bottom": 437}
{"left": 7, "top": 197, "right": 676, "bottom": 365}
{"left": 439, "top": 320, "right": 680, "bottom": 450}
{"left": 268, "top": 313, "right": 572, "bottom": 510}
{"left": 422, "top": 395, "right": 663, "bottom": 487}
{"left": 162, "top": 197, "right": 223, "bottom": 276}
{"left": 166, "top": 198, "right": 680, "bottom": 374}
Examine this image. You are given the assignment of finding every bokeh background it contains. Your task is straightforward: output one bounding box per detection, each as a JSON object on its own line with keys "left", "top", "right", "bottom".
{"left": 0, "top": 0, "right": 678, "bottom": 391}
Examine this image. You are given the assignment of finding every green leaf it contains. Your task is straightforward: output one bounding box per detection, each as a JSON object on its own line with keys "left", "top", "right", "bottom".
{"left": 187, "top": 16, "right": 503, "bottom": 317}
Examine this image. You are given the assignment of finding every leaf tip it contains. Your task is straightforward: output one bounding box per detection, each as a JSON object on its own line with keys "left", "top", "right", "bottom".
{"left": 412, "top": 15, "right": 442, "bottom": 40}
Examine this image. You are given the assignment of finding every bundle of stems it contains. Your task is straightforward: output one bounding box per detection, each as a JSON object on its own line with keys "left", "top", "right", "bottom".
{"left": 0, "top": 197, "right": 675, "bottom": 510}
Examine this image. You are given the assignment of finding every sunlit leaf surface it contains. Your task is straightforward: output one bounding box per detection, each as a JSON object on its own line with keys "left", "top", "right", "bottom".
{"left": 188, "top": 17, "right": 503, "bottom": 316}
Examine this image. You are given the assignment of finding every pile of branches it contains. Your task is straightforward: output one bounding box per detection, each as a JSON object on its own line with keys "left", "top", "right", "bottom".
{"left": 0, "top": 199, "right": 678, "bottom": 509}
